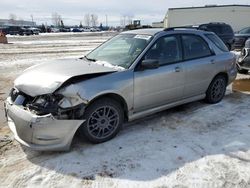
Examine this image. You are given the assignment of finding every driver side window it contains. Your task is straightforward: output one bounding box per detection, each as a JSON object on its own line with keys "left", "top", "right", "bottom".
{"left": 145, "top": 35, "right": 182, "bottom": 66}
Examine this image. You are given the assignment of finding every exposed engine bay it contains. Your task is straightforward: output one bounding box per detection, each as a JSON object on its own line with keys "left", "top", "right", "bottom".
{"left": 10, "top": 88, "right": 85, "bottom": 120}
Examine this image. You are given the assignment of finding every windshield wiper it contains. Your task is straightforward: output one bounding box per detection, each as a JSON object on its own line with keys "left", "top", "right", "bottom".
{"left": 84, "top": 56, "right": 96, "bottom": 62}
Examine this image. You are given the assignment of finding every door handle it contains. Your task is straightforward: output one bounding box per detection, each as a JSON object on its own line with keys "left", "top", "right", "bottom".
{"left": 175, "top": 67, "right": 181, "bottom": 72}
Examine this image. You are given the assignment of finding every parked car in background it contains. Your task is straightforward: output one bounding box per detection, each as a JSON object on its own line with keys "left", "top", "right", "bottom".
{"left": 190, "top": 23, "right": 235, "bottom": 50}
{"left": 82, "top": 27, "right": 91, "bottom": 32}
{"left": 237, "top": 38, "right": 250, "bottom": 74}
{"left": 59, "top": 28, "right": 70, "bottom": 32}
{"left": 4, "top": 28, "right": 237, "bottom": 151}
{"left": 71, "top": 28, "right": 82, "bottom": 32}
{"left": 22, "top": 27, "right": 40, "bottom": 35}
{"left": 27, "top": 27, "right": 41, "bottom": 35}
{"left": 1, "top": 26, "right": 40, "bottom": 36}
{"left": 50, "top": 28, "right": 60, "bottom": 33}
{"left": 6, "top": 26, "right": 26, "bottom": 35}
{"left": 233, "top": 27, "right": 250, "bottom": 50}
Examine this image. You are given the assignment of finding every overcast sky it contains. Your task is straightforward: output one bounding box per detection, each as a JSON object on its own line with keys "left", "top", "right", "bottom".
{"left": 1, "top": 0, "right": 250, "bottom": 26}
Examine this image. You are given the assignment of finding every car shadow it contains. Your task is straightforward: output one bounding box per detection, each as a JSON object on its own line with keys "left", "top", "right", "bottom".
{"left": 22, "top": 92, "right": 250, "bottom": 182}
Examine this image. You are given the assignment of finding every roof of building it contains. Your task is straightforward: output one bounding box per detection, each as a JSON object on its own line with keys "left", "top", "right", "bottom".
{"left": 169, "top": 4, "right": 250, "bottom": 11}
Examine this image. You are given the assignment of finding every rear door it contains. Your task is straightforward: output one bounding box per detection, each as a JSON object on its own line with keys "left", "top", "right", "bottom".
{"left": 181, "top": 34, "right": 216, "bottom": 98}
{"left": 133, "top": 35, "right": 185, "bottom": 112}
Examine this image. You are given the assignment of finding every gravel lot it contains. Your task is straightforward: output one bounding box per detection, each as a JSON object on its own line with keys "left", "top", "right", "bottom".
{"left": 0, "top": 32, "right": 250, "bottom": 188}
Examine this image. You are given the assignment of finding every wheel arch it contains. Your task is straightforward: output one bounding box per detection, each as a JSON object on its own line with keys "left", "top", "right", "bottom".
{"left": 211, "top": 72, "right": 229, "bottom": 86}
{"left": 86, "top": 93, "right": 129, "bottom": 121}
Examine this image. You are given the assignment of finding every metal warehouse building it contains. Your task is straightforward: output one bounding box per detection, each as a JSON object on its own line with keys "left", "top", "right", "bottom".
{"left": 0, "top": 19, "right": 36, "bottom": 27}
{"left": 164, "top": 5, "right": 250, "bottom": 31}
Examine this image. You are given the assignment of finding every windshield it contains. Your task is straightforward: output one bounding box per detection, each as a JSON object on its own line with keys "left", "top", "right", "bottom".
{"left": 239, "top": 27, "right": 250, "bottom": 34}
{"left": 86, "top": 34, "right": 152, "bottom": 69}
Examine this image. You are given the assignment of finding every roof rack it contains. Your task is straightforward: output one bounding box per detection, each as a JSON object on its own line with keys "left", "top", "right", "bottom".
{"left": 208, "top": 22, "right": 226, "bottom": 24}
{"left": 164, "top": 26, "right": 198, "bottom": 31}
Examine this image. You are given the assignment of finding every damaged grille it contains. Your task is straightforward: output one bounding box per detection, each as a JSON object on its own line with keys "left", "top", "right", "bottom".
{"left": 9, "top": 88, "right": 85, "bottom": 119}
{"left": 27, "top": 95, "right": 62, "bottom": 116}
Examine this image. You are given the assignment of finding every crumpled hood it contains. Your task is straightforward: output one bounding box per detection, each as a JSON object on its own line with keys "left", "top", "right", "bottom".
{"left": 14, "top": 58, "right": 116, "bottom": 97}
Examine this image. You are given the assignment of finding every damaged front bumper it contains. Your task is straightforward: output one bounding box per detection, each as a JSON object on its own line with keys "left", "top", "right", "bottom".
{"left": 4, "top": 97, "right": 84, "bottom": 151}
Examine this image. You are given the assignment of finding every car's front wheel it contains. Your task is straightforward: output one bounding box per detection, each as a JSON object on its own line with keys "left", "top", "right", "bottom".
{"left": 205, "top": 75, "right": 227, "bottom": 104}
{"left": 79, "top": 98, "right": 124, "bottom": 143}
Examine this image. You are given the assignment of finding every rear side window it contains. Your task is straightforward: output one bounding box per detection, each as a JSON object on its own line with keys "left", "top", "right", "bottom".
{"left": 205, "top": 33, "right": 229, "bottom": 52}
{"left": 182, "top": 35, "right": 212, "bottom": 60}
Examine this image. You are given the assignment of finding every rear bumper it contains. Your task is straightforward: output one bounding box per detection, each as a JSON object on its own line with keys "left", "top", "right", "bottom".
{"left": 5, "top": 97, "right": 84, "bottom": 151}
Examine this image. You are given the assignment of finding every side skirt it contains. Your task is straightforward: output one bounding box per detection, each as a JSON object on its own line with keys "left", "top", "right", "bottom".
{"left": 128, "top": 94, "right": 205, "bottom": 121}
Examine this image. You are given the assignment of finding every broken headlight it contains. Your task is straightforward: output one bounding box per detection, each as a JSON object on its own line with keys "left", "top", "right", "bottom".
{"left": 28, "top": 94, "right": 63, "bottom": 115}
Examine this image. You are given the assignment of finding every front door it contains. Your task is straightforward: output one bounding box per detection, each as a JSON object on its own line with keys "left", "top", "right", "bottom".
{"left": 133, "top": 35, "right": 185, "bottom": 113}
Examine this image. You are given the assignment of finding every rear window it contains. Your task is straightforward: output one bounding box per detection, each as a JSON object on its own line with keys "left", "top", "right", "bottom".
{"left": 222, "top": 25, "right": 233, "bottom": 34}
{"left": 206, "top": 25, "right": 222, "bottom": 34}
{"left": 205, "top": 33, "right": 229, "bottom": 52}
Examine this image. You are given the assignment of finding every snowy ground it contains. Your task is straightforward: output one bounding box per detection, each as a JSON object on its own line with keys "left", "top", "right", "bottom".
{"left": 0, "top": 33, "right": 250, "bottom": 188}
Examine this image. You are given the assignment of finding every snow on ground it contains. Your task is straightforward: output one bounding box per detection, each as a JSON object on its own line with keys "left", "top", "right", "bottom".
{"left": 1, "top": 91, "right": 250, "bottom": 188}
{"left": 1, "top": 33, "right": 250, "bottom": 188}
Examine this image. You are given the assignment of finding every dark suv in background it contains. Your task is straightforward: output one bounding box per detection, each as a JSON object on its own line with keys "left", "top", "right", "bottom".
{"left": 0, "top": 26, "right": 40, "bottom": 36}
{"left": 6, "top": 26, "right": 26, "bottom": 35}
{"left": 233, "top": 27, "right": 250, "bottom": 50}
{"left": 190, "top": 23, "right": 234, "bottom": 50}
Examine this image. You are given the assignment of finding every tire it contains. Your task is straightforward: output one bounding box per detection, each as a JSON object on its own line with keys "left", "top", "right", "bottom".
{"left": 79, "top": 98, "right": 124, "bottom": 143}
{"left": 205, "top": 75, "right": 227, "bottom": 104}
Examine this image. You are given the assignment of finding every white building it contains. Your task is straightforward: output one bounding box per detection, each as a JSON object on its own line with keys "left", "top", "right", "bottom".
{"left": 0, "top": 19, "right": 36, "bottom": 27}
{"left": 152, "top": 21, "right": 164, "bottom": 28}
{"left": 164, "top": 5, "right": 250, "bottom": 31}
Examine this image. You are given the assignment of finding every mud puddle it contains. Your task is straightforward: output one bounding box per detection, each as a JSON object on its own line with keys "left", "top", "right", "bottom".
{"left": 233, "top": 79, "right": 250, "bottom": 92}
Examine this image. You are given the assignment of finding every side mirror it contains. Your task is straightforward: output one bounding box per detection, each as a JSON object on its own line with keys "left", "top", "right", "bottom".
{"left": 140, "top": 59, "right": 159, "bottom": 70}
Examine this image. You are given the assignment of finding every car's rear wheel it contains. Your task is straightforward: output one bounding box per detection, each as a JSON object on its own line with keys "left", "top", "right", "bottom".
{"left": 205, "top": 75, "right": 227, "bottom": 104}
{"left": 79, "top": 98, "right": 124, "bottom": 143}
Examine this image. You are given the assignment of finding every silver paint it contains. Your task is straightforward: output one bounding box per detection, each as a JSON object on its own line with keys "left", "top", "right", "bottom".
{"left": 5, "top": 28, "right": 237, "bottom": 150}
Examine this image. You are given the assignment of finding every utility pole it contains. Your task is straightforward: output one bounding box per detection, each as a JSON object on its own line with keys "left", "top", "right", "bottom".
{"left": 30, "top": 14, "right": 34, "bottom": 26}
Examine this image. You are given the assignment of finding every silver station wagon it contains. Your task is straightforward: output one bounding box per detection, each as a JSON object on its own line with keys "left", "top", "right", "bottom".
{"left": 5, "top": 28, "right": 237, "bottom": 151}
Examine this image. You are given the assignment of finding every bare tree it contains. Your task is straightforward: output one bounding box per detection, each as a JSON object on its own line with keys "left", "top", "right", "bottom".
{"left": 9, "top": 13, "right": 17, "bottom": 20}
{"left": 9, "top": 14, "right": 17, "bottom": 25}
{"left": 51, "top": 12, "right": 62, "bottom": 27}
{"left": 84, "top": 14, "right": 90, "bottom": 27}
{"left": 90, "top": 14, "right": 98, "bottom": 27}
{"left": 79, "top": 21, "right": 83, "bottom": 28}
